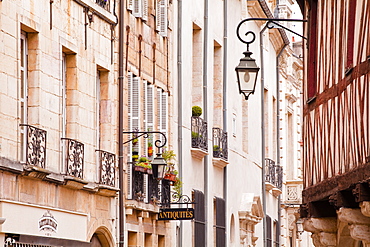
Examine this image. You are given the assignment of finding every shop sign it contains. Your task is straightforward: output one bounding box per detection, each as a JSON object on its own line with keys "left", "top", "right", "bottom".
{"left": 158, "top": 208, "right": 194, "bottom": 221}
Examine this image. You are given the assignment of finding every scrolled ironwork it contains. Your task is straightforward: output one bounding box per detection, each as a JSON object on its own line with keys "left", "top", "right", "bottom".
{"left": 62, "top": 138, "right": 84, "bottom": 179}
{"left": 123, "top": 131, "right": 167, "bottom": 149}
{"left": 265, "top": 158, "right": 283, "bottom": 190}
{"left": 97, "top": 150, "right": 115, "bottom": 186}
{"left": 20, "top": 124, "right": 47, "bottom": 168}
{"left": 95, "top": 0, "right": 110, "bottom": 11}
{"left": 212, "top": 128, "right": 228, "bottom": 161}
{"left": 191, "top": 116, "right": 208, "bottom": 151}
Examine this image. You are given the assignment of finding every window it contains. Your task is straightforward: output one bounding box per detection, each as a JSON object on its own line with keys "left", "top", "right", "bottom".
{"left": 214, "top": 197, "right": 226, "bottom": 247}
{"left": 156, "top": 0, "right": 168, "bottom": 36}
{"left": 194, "top": 190, "right": 205, "bottom": 247}
{"left": 307, "top": 0, "right": 318, "bottom": 101}
{"left": 20, "top": 32, "right": 28, "bottom": 162}
{"left": 128, "top": 0, "right": 148, "bottom": 21}
{"left": 266, "top": 215, "right": 272, "bottom": 247}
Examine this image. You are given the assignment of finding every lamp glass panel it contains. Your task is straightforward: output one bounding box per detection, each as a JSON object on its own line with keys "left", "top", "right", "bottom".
{"left": 239, "top": 70, "right": 257, "bottom": 91}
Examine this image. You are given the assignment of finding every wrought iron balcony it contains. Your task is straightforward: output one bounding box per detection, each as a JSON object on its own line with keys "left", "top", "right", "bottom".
{"left": 212, "top": 128, "right": 228, "bottom": 161}
{"left": 191, "top": 116, "right": 208, "bottom": 151}
{"left": 20, "top": 124, "right": 47, "bottom": 168}
{"left": 62, "top": 138, "right": 84, "bottom": 179}
{"left": 95, "top": 0, "right": 110, "bottom": 11}
{"left": 128, "top": 162, "right": 171, "bottom": 205}
{"left": 265, "top": 158, "right": 283, "bottom": 190}
{"left": 97, "top": 150, "right": 115, "bottom": 187}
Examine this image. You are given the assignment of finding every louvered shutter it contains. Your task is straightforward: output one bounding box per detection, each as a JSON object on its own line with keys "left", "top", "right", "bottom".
{"left": 161, "top": 91, "right": 167, "bottom": 145}
{"left": 194, "top": 190, "right": 206, "bottom": 247}
{"left": 127, "top": 0, "right": 133, "bottom": 10}
{"left": 146, "top": 84, "right": 154, "bottom": 156}
{"left": 215, "top": 197, "right": 226, "bottom": 247}
{"left": 127, "top": 73, "right": 133, "bottom": 199}
{"left": 132, "top": 76, "right": 140, "bottom": 154}
{"left": 133, "top": 0, "right": 142, "bottom": 17}
{"left": 127, "top": 162, "right": 133, "bottom": 199}
{"left": 142, "top": 0, "right": 148, "bottom": 21}
{"left": 159, "top": 0, "right": 167, "bottom": 36}
{"left": 143, "top": 173, "right": 149, "bottom": 203}
{"left": 156, "top": 88, "right": 162, "bottom": 145}
{"left": 143, "top": 80, "right": 148, "bottom": 156}
{"left": 156, "top": 0, "right": 161, "bottom": 31}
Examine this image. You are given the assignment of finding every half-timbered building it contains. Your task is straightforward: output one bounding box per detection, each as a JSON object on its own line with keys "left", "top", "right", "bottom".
{"left": 299, "top": 0, "right": 370, "bottom": 245}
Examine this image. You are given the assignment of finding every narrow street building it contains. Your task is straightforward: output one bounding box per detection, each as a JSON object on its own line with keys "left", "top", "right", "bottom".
{"left": 299, "top": 0, "right": 370, "bottom": 246}
{"left": 0, "top": 0, "right": 119, "bottom": 246}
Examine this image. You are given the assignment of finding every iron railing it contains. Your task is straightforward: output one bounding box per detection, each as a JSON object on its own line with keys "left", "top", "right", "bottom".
{"left": 128, "top": 162, "right": 171, "bottom": 205}
{"left": 95, "top": 0, "right": 110, "bottom": 11}
{"left": 212, "top": 128, "right": 228, "bottom": 160}
{"left": 191, "top": 116, "right": 208, "bottom": 151}
{"left": 62, "top": 138, "right": 84, "bottom": 179}
{"left": 96, "top": 150, "right": 115, "bottom": 187}
{"left": 20, "top": 124, "right": 47, "bottom": 168}
{"left": 265, "top": 158, "right": 283, "bottom": 190}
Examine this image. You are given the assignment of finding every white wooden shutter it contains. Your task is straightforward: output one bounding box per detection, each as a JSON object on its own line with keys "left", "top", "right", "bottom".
{"left": 142, "top": 0, "right": 148, "bottom": 21}
{"left": 133, "top": 0, "right": 142, "bottom": 17}
{"left": 159, "top": 0, "right": 167, "bottom": 36}
{"left": 127, "top": 162, "right": 133, "bottom": 199}
{"left": 156, "top": 0, "right": 161, "bottom": 31}
{"left": 144, "top": 174, "right": 149, "bottom": 203}
{"left": 161, "top": 91, "right": 167, "bottom": 134}
{"left": 146, "top": 84, "right": 154, "bottom": 156}
{"left": 143, "top": 80, "right": 148, "bottom": 156}
{"left": 127, "top": 0, "right": 134, "bottom": 11}
{"left": 156, "top": 88, "right": 162, "bottom": 147}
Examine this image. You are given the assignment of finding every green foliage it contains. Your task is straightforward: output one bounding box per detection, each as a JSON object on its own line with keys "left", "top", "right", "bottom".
{"left": 192, "top": 106, "right": 202, "bottom": 117}
{"left": 162, "top": 150, "right": 176, "bottom": 164}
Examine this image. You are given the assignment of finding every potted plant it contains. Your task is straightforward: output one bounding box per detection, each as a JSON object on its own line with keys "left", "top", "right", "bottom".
{"left": 135, "top": 156, "right": 152, "bottom": 173}
{"left": 148, "top": 142, "right": 153, "bottom": 157}
{"left": 132, "top": 150, "right": 139, "bottom": 162}
{"left": 192, "top": 106, "right": 202, "bottom": 117}
{"left": 213, "top": 145, "right": 221, "bottom": 157}
{"left": 164, "top": 166, "right": 177, "bottom": 183}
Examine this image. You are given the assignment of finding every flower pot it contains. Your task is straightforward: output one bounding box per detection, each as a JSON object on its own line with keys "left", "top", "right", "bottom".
{"left": 148, "top": 146, "right": 153, "bottom": 157}
{"left": 134, "top": 166, "right": 146, "bottom": 173}
{"left": 164, "top": 173, "right": 176, "bottom": 182}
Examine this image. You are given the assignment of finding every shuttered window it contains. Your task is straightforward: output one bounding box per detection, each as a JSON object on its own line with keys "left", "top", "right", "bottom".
{"left": 156, "top": 0, "right": 168, "bottom": 37}
{"left": 194, "top": 190, "right": 206, "bottom": 247}
{"left": 133, "top": 0, "right": 142, "bottom": 17}
{"left": 215, "top": 197, "right": 226, "bottom": 247}
{"left": 266, "top": 215, "right": 272, "bottom": 247}
{"left": 142, "top": 0, "right": 148, "bottom": 21}
{"left": 20, "top": 32, "right": 28, "bottom": 162}
{"left": 127, "top": 0, "right": 133, "bottom": 10}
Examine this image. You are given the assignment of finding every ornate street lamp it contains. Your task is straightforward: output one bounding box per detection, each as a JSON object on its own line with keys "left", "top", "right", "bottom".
{"left": 235, "top": 31, "right": 260, "bottom": 100}
{"left": 151, "top": 153, "right": 167, "bottom": 180}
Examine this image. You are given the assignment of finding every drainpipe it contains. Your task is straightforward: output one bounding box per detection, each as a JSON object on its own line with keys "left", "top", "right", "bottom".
{"left": 177, "top": 0, "right": 183, "bottom": 246}
{"left": 276, "top": 43, "right": 288, "bottom": 246}
{"left": 203, "top": 0, "right": 209, "bottom": 245}
{"left": 222, "top": 0, "right": 228, "bottom": 246}
{"left": 259, "top": 24, "right": 269, "bottom": 247}
{"left": 118, "top": 0, "right": 125, "bottom": 245}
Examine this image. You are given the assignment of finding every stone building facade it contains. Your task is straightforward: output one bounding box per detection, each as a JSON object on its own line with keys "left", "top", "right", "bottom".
{"left": 0, "top": 0, "right": 118, "bottom": 246}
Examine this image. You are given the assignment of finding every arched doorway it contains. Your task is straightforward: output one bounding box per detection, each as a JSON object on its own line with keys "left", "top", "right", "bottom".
{"left": 90, "top": 227, "right": 114, "bottom": 247}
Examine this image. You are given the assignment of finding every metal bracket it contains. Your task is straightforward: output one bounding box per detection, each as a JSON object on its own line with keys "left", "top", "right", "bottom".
{"left": 122, "top": 131, "right": 167, "bottom": 149}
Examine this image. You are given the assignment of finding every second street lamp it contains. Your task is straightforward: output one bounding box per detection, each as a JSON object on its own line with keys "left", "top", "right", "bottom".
{"left": 235, "top": 31, "right": 260, "bottom": 100}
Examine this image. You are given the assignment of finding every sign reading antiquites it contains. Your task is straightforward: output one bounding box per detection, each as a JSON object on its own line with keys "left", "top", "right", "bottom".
{"left": 158, "top": 208, "right": 194, "bottom": 221}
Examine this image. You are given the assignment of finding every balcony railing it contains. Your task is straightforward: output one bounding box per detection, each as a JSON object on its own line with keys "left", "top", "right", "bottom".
{"left": 265, "top": 158, "right": 283, "bottom": 190}
{"left": 96, "top": 0, "right": 110, "bottom": 11}
{"left": 97, "top": 150, "right": 115, "bottom": 187}
{"left": 212, "top": 128, "right": 228, "bottom": 161}
{"left": 20, "top": 124, "right": 47, "bottom": 168}
{"left": 128, "top": 162, "right": 171, "bottom": 205}
{"left": 62, "top": 138, "right": 84, "bottom": 179}
{"left": 191, "top": 116, "right": 208, "bottom": 151}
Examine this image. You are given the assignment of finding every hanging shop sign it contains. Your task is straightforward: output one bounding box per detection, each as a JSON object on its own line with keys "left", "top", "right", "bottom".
{"left": 158, "top": 208, "right": 194, "bottom": 221}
